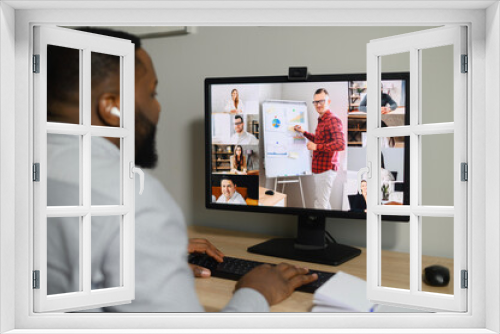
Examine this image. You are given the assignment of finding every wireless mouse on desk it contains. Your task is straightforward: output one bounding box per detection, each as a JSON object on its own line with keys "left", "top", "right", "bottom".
{"left": 265, "top": 190, "right": 275, "bottom": 195}
{"left": 423, "top": 265, "right": 450, "bottom": 287}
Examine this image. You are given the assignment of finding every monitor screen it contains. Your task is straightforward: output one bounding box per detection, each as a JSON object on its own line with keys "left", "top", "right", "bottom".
{"left": 206, "top": 73, "right": 409, "bottom": 219}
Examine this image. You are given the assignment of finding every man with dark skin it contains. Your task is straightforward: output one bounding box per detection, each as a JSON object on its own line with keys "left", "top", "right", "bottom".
{"left": 46, "top": 28, "right": 316, "bottom": 311}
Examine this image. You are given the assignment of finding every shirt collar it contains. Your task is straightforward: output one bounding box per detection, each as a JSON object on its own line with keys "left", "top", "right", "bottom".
{"left": 319, "top": 109, "right": 332, "bottom": 120}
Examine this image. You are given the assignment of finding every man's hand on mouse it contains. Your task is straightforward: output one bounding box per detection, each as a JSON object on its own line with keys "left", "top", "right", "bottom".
{"left": 188, "top": 238, "right": 225, "bottom": 278}
{"left": 235, "top": 263, "right": 318, "bottom": 306}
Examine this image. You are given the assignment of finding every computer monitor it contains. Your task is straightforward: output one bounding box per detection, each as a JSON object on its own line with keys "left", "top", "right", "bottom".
{"left": 205, "top": 72, "right": 410, "bottom": 266}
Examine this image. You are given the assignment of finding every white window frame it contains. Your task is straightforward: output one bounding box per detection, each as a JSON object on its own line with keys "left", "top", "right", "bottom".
{"left": 0, "top": 1, "right": 498, "bottom": 333}
{"left": 33, "top": 26, "right": 136, "bottom": 313}
{"left": 366, "top": 26, "right": 468, "bottom": 312}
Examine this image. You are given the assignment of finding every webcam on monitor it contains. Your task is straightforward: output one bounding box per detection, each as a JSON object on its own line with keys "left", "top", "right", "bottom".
{"left": 288, "top": 67, "right": 309, "bottom": 81}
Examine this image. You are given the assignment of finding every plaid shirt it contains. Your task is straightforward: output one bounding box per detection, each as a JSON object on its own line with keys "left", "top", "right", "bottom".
{"left": 303, "top": 110, "right": 345, "bottom": 173}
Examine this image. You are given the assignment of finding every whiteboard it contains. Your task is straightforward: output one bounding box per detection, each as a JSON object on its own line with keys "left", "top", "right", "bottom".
{"left": 262, "top": 100, "right": 312, "bottom": 178}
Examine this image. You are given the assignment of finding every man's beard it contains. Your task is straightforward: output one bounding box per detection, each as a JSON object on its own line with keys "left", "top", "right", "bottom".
{"left": 135, "top": 112, "right": 158, "bottom": 169}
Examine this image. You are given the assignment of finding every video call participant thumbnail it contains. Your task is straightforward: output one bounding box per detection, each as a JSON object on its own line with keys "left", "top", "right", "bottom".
{"left": 230, "top": 115, "right": 258, "bottom": 145}
{"left": 212, "top": 174, "right": 259, "bottom": 206}
{"left": 230, "top": 145, "right": 247, "bottom": 175}
{"left": 224, "top": 88, "right": 244, "bottom": 114}
{"left": 217, "top": 177, "right": 247, "bottom": 205}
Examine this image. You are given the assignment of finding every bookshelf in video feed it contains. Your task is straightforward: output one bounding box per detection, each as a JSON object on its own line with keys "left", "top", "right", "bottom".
{"left": 206, "top": 73, "right": 409, "bottom": 266}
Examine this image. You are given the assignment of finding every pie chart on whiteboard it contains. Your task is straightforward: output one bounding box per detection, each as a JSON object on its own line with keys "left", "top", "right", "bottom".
{"left": 272, "top": 118, "right": 281, "bottom": 128}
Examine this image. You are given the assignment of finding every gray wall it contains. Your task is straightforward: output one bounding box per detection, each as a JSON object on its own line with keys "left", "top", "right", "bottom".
{"left": 142, "top": 26, "right": 454, "bottom": 258}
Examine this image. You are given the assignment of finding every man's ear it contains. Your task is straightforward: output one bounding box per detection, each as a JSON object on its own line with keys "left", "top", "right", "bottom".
{"left": 98, "top": 93, "right": 121, "bottom": 127}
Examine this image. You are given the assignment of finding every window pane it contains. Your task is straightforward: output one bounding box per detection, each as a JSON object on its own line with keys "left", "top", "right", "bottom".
{"left": 421, "top": 45, "right": 454, "bottom": 124}
{"left": 47, "top": 45, "right": 81, "bottom": 125}
{"left": 421, "top": 133, "right": 454, "bottom": 206}
{"left": 348, "top": 80, "right": 366, "bottom": 114}
{"left": 380, "top": 136, "right": 409, "bottom": 206}
{"left": 91, "top": 52, "right": 121, "bottom": 127}
{"left": 380, "top": 52, "right": 410, "bottom": 128}
{"left": 91, "top": 136, "right": 121, "bottom": 205}
{"left": 47, "top": 217, "right": 81, "bottom": 295}
{"left": 381, "top": 216, "right": 410, "bottom": 290}
{"left": 47, "top": 134, "right": 81, "bottom": 206}
{"left": 421, "top": 217, "right": 454, "bottom": 295}
{"left": 91, "top": 215, "right": 121, "bottom": 290}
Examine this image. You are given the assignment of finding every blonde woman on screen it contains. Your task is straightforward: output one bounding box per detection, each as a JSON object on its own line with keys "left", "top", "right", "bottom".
{"left": 224, "top": 88, "right": 244, "bottom": 114}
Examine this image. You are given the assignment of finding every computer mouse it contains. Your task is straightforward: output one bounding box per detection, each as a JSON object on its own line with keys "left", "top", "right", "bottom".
{"left": 422, "top": 265, "right": 450, "bottom": 287}
{"left": 265, "top": 190, "right": 275, "bottom": 195}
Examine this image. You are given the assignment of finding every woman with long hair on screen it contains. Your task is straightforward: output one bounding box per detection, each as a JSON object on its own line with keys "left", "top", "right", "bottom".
{"left": 230, "top": 145, "right": 247, "bottom": 175}
{"left": 224, "top": 88, "right": 244, "bottom": 114}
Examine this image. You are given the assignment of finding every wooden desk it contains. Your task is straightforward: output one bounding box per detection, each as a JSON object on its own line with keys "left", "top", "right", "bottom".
{"left": 188, "top": 226, "right": 454, "bottom": 312}
{"left": 258, "top": 187, "right": 287, "bottom": 207}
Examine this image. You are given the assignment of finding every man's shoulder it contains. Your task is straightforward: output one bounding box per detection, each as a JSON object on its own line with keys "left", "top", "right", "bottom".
{"left": 246, "top": 132, "right": 258, "bottom": 143}
{"left": 229, "top": 133, "right": 238, "bottom": 143}
{"left": 324, "top": 111, "right": 342, "bottom": 122}
{"left": 233, "top": 191, "right": 246, "bottom": 203}
{"left": 136, "top": 171, "right": 184, "bottom": 218}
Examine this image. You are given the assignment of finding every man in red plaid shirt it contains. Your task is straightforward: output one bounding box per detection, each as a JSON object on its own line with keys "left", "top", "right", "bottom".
{"left": 294, "top": 88, "right": 345, "bottom": 209}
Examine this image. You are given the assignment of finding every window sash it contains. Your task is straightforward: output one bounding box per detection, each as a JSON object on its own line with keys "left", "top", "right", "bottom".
{"left": 33, "top": 25, "right": 136, "bottom": 313}
{"left": 366, "top": 26, "right": 468, "bottom": 312}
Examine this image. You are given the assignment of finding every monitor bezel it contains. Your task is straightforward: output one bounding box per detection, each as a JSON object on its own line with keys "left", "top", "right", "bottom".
{"left": 205, "top": 72, "right": 410, "bottom": 222}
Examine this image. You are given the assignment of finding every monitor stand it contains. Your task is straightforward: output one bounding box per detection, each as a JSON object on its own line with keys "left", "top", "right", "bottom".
{"left": 247, "top": 214, "right": 361, "bottom": 266}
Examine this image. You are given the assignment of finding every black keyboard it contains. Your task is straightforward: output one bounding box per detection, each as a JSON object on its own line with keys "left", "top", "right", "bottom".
{"left": 188, "top": 254, "right": 335, "bottom": 294}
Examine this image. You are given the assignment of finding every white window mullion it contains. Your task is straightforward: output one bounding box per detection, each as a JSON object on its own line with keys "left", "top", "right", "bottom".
{"left": 90, "top": 126, "right": 130, "bottom": 138}
{"left": 46, "top": 206, "right": 89, "bottom": 217}
{"left": 78, "top": 46, "right": 84, "bottom": 292}
{"left": 372, "top": 205, "right": 455, "bottom": 217}
{"left": 119, "top": 55, "right": 125, "bottom": 287}
{"left": 82, "top": 47, "right": 92, "bottom": 296}
{"left": 46, "top": 206, "right": 129, "bottom": 217}
{"left": 410, "top": 213, "right": 420, "bottom": 294}
{"left": 121, "top": 50, "right": 135, "bottom": 294}
{"left": 46, "top": 123, "right": 130, "bottom": 138}
{"left": 413, "top": 123, "right": 454, "bottom": 135}
{"left": 409, "top": 46, "right": 421, "bottom": 297}
{"left": 366, "top": 42, "right": 381, "bottom": 296}
{"left": 372, "top": 125, "right": 411, "bottom": 139}
{"left": 372, "top": 123, "right": 454, "bottom": 139}
{"left": 376, "top": 215, "right": 382, "bottom": 288}
{"left": 46, "top": 123, "right": 87, "bottom": 135}
{"left": 82, "top": 213, "right": 91, "bottom": 294}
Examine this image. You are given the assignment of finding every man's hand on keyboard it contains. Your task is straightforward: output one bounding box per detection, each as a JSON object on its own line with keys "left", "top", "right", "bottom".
{"left": 235, "top": 263, "right": 318, "bottom": 306}
{"left": 188, "top": 238, "right": 225, "bottom": 278}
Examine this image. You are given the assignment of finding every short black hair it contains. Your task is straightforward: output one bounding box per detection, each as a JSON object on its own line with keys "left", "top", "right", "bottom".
{"left": 220, "top": 176, "right": 235, "bottom": 186}
{"left": 314, "top": 88, "right": 330, "bottom": 96}
{"left": 234, "top": 115, "right": 243, "bottom": 123}
{"left": 47, "top": 28, "right": 142, "bottom": 109}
